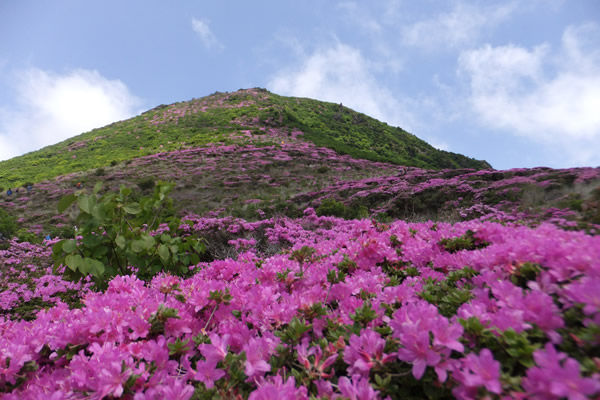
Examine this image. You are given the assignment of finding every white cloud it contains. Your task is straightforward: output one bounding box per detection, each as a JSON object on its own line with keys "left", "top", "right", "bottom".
{"left": 191, "top": 17, "right": 222, "bottom": 50}
{"left": 337, "top": 2, "right": 382, "bottom": 34}
{"left": 401, "top": 2, "right": 516, "bottom": 50}
{"left": 459, "top": 23, "right": 600, "bottom": 165}
{"left": 268, "top": 43, "right": 417, "bottom": 131}
{"left": 0, "top": 68, "right": 141, "bottom": 161}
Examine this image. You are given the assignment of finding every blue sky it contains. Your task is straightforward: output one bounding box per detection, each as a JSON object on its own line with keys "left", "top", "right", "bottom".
{"left": 1, "top": 1, "right": 599, "bottom": 169}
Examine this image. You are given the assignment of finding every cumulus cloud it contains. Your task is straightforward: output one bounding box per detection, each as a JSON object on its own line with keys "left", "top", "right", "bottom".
{"left": 268, "top": 43, "right": 418, "bottom": 132}
{"left": 191, "top": 17, "right": 222, "bottom": 50}
{"left": 459, "top": 23, "right": 600, "bottom": 164}
{"left": 401, "top": 1, "right": 516, "bottom": 50}
{"left": 0, "top": 68, "right": 141, "bottom": 161}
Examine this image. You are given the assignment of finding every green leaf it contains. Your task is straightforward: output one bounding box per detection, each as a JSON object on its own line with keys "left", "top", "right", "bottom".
{"left": 91, "top": 205, "right": 106, "bottom": 221}
{"left": 57, "top": 194, "right": 76, "bottom": 213}
{"left": 62, "top": 239, "right": 77, "bottom": 253}
{"left": 168, "top": 338, "right": 190, "bottom": 356}
{"left": 142, "top": 234, "right": 155, "bottom": 248}
{"left": 120, "top": 186, "right": 132, "bottom": 197}
{"left": 82, "top": 234, "right": 102, "bottom": 248}
{"left": 93, "top": 182, "right": 103, "bottom": 194}
{"left": 158, "top": 244, "right": 170, "bottom": 262}
{"left": 131, "top": 240, "right": 144, "bottom": 253}
{"left": 83, "top": 258, "right": 105, "bottom": 277}
{"left": 77, "top": 195, "right": 93, "bottom": 214}
{"left": 65, "top": 254, "right": 83, "bottom": 272}
{"left": 131, "top": 234, "right": 155, "bottom": 253}
{"left": 115, "top": 235, "right": 126, "bottom": 249}
{"left": 123, "top": 202, "right": 141, "bottom": 215}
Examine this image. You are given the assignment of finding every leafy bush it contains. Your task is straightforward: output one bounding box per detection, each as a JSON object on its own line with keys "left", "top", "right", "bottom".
{"left": 0, "top": 207, "right": 17, "bottom": 240}
{"left": 52, "top": 182, "right": 207, "bottom": 287}
{"left": 16, "top": 228, "right": 42, "bottom": 244}
{"left": 439, "top": 230, "right": 489, "bottom": 253}
{"left": 316, "top": 198, "right": 368, "bottom": 220}
{"left": 559, "top": 193, "right": 583, "bottom": 212}
{"left": 137, "top": 177, "right": 155, "bottom": 191}
{"left": 316, "top": 198, "right": 347, "bottom": 218}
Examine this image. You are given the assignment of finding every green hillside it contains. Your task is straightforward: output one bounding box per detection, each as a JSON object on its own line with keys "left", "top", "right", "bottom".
{"left": 0, "top": 88, "right": 489, "bottom": 189}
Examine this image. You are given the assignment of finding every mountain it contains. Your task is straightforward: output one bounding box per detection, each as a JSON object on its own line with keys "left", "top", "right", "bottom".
{"left": 0, "top": 88, "right": 489, "bottom": 190}
{"left": 0, "top": 88, "right": 599, "bottom": 236}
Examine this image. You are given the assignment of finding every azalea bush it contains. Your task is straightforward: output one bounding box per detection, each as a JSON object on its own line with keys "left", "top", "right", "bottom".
{"left": 1, "top": 208, "right": 599, "bottom": 399}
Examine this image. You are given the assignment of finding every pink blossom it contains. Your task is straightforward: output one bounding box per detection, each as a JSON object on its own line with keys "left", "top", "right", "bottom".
{"left": 453, "top": 349, "right": 502, "bottom": 397}
{"left": 248, "top": 376, "right": 308, "bottom": 400}
{"left": 337, "top": 374, "right": 380, "bottom": 400}
{"left": 343, "top": 329, "right": 395, "bottom": 376}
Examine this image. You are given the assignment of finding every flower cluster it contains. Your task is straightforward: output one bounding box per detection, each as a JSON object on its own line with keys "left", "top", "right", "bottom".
{"left": 0, "top": 210, "right": 598, "bottom": 398}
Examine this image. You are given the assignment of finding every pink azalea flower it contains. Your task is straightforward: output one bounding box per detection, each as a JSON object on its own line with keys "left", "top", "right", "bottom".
{"left": 198, "top": 333, "right": 230, "bottom": 364}
{"left": 453, "top": 349, "right": 502, "bottom": 395}
{"left": 522, "top": 343, "right": 600, "bottom": 400}
{"left": 343, "top": 329, "right": 395, "bottom": 377}
{"left": 431, "top": 318, "right": 464, "bottom": 353}
{"left": 248, "top": 376, "right": 308, "bottom": 400}
{"left": 243, "top": 337, "right": 273, "bottom": 379}
{"left": 296, "top": 338, "right": 338, "bottom": 378}
{"left": 192, "top": 359, "right": 225, "bottom": 389}
{"left": 337, "top": 374, "right": 380, "bottom": 400}
{"left": 396, "top": 330, "right": 441, "bottom": 379}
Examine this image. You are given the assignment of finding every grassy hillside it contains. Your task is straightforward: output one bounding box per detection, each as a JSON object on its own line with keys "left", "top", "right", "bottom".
{"left": 0, "top": 88, "right": 489, "bottom": 190}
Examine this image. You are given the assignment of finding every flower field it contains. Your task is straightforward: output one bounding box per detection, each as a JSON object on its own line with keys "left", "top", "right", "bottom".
{"left": 0, "top": 88, "right": 599, "bottom": 399}
{"left": 1, "top": 208, "right": 599, "bottom": 399}
{"left": 2, "top": 141, "right": 599, "bottom": 237}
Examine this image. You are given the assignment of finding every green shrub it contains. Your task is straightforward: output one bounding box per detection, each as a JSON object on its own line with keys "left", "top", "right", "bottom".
{"left": 439, "top": 230, "right": 489, "bottom": 253}
{"left": 16, "top": 228, "right": 42, "bottom": 244}
{"left": 591, "top": 186, "right": 600, "bottom": 201}
{"left": 559, "top": 193, "right": 583, "bottom": 212}
{"left": 0, "top": 207, "right": 17, "bottom": 239}
{"left": 94, "top": 168, "right": 106, "bottom": 176}
{"left": 48, "top": 225, "right": 76, "bottom": 239}
{"left": 52, "top": 182, "right": 207, "bottom": 288}
{"left": 269, "top": 199, "right": 302, "bottom": 219}
{"left": 316, "top": 198, "right": 346, "bottom": 218}
{"left": 110, "top": 160, "right": 118, "bottom": 166}
{"left": 137, "top": 177, "right": 155, "bottom": 191}
{"left": 316, "top": 198, "right": 369, "bottom": 220}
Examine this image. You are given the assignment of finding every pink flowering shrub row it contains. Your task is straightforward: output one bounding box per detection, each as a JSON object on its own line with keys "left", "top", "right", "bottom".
{"left": 1, "top": 141, "right": 401, "bottom": 235}
{"left": 5, "top": 142, "right": 599, "bottom": 237}
{"left": 0, "top": 240, "right": 91, "bottom": 320}
{"left": 293, "top": 165, "right": 600, "bottom": 230}
{"left": 1, "top": 209, "right": 599, "bottom": 399}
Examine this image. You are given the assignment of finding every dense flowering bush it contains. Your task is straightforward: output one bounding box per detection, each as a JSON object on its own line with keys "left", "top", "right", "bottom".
{"left": 1, "top": 209, "right": 599, "bottom": 398}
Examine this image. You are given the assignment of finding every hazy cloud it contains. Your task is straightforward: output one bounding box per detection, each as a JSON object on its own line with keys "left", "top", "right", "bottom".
{"left": 459, "top": 23, "right": 600, "bottom": 164}
{"left": 402, "top": 2, "right": 516, "bottom": 50}
{"left": 0, "top": 68, "right": 141, "bottom": 161}
{"left": 337, "top": 2, "right": 382, "bottom": 34}
{"left": 191, "top": 17, "right": 223, "bottom": 50}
